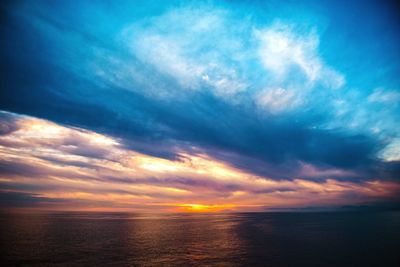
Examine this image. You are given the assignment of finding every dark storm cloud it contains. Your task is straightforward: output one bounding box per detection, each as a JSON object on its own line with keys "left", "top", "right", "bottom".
{"left": 0, "top": 191, "right": 65, "bottom": 208}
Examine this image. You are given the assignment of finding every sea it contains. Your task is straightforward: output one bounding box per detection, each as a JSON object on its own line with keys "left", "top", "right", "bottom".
{"left": 1, "top": 211, "right": 399, "bottom": 266}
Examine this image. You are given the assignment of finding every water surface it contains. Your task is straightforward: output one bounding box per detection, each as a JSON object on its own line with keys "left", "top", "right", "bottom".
{"left": 1, "top": 211, "right": 399, "bottom": 266}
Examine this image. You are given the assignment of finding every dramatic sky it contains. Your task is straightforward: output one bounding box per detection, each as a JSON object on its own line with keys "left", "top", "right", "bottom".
{"left": 1, "top": 0, "right": 399, "bottom": 212}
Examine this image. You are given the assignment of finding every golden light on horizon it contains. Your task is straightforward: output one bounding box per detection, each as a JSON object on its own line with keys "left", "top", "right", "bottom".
{"left": 176, "top": 204, "right": 237, "bottom": 212}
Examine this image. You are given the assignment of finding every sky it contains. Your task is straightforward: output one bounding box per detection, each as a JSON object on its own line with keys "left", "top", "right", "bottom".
{"left": 0, "top": 0, "right": 399, "bottom": 212}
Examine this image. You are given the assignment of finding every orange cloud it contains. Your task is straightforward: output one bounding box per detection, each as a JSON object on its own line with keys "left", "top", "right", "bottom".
{"left": 1, "top": 112, "right": 399, "bottom": 212}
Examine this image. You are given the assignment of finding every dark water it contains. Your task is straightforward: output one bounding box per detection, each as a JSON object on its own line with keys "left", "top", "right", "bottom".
{"left": 1, "top": 211, "right": 399, "bottom": 267}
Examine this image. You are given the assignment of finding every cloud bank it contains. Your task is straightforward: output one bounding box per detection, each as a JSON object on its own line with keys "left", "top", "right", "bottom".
{"left": 0, "top": 112, "right": 398, "bottom": 211}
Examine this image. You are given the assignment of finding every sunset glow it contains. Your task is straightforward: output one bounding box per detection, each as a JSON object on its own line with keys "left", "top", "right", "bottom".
{"left": 176, "top": 204, "right": 237, "bottom": 212}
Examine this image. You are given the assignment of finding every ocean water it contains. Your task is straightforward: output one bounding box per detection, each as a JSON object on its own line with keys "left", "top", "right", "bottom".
{"left": 1, "top": 211, "right": 399, "bottom": 266}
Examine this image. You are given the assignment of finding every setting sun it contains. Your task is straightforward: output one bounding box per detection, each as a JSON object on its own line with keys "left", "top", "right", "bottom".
{"left": 177, "top": 204, "right": 236, "bottom": 212}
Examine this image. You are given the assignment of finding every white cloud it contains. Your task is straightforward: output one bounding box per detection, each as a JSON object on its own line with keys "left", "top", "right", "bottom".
{"left": 380, "top": 138, "right": 400, "bottom": 162}
{"left": 256, "top": 23, "right": 345, "bottom": 89}
{"left": 201, "top": 65, "right": 247, "bottom": 97}
{"left": 256, "top": 25, "right": 320, "bottom": 83}
{"left": 132, "top": 33, "right": 205, "bottom": 89}
{"left": 368, "top": 88, "right": 400, "bottom": 103}
{"left": 256, "top": 87, "right": 301, "bottom": 113}
{"left": 122, "top": 7, "right": 248, "bottom": 98}
{"left": 97, "top": 8, "right": 346, "bottom": 112}
{"left": 320, "top": 67, "right": 346, "bottom": 89}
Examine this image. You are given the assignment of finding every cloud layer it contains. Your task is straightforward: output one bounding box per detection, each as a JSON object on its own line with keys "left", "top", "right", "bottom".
{"left": 0, "top": 112, "right": 398, "bottom": 211}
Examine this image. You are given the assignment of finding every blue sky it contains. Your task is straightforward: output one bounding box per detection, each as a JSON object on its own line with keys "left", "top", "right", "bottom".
{"left": 0, "top": 0, "right": 399, "bottom": 211}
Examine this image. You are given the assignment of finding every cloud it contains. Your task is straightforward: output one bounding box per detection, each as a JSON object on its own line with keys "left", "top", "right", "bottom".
{"left": 0, "top": 112, "right": 21, "bottom": 135}
{"left": 368, "top": 88, "right": 400, "bottom": 104}
{"left": 119, "top": 6, "right": 249, "bottom": 100}
{"left": 255, "top": 23, "right": 345, "bottom": 89}
{"left": 0, "top": 111, "right": 399, "bottom": 211}
{"left": 0, "top": 191, "right": 66, "bottom": 208}
{"left": 298, "top": 162, "right": 356, "bottom": 179}
{"left": 256, "top": 24, "right": 320, "bottom": 83}
{"left": 380, "top": 138, "right": 400, "bottom": 162}
{"left": 256, "top": 87, "right": 301, "bottom": 113}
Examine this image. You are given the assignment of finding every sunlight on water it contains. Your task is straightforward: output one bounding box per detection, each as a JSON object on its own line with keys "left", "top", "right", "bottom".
{"left": 1, "top": 211, "right": 399, "bottom": 266}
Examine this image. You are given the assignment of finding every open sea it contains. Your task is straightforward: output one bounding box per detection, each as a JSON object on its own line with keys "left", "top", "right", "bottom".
{"left": 1, "top": 211, "right": 399, "bottom": 266}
